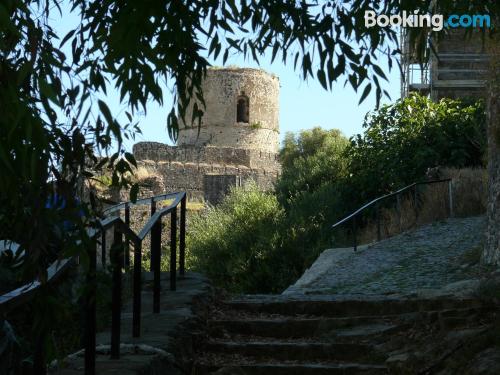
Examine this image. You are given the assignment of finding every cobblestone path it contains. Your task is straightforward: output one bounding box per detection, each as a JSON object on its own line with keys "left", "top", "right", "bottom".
{"left": 285, "top": 216, "right": 488, "bottom": 297}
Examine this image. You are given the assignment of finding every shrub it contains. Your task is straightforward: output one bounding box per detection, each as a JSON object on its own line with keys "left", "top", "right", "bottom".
{"left": 277, "top": 127, "right": 349, "bottom": 207}
{"left": 345, "top": 93, "right": 486, "bottom": 208}
{"left": 187, "top": 183, "right": 284, "bottom": 293}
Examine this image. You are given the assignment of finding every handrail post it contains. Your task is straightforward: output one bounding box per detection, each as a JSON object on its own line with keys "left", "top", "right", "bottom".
{"left": 170, "top": 207, "right": 177, "bottom": 291}
{"left": 376, "top": 202, "right": 381, "bottom": 242}
{"left": 448, "top": 180, "right": 454, "bottom": 218}
{"left": 101, "top": 229, "right": 106, "bottom": 267}
{"left": 150, "top": 199, "right": 156, "bottom": 272}
{"left": 152, "top": 216, "right": 162, "bottom": 313}
{"left": 110, "top": 226, "right": 122, "bottom": 359}
{"left": 414, "top": 184, "right": 419, "bottom": 224}
{"left": 179, "top": 194, "right": 186, "bottom": 277}
{"left": 132, "top": 239, "right": 142, "bottom": 337}
{"left": 84, "top": 238, "right": 97, "bottom": 375}
{"left": 34, "top": 298, "right": 47, "bottom": 375}
{"left": 124, "top": 203, "right": 130, "bottom": 267}
{"left": 352, "top": 216, "right": 357, "bottom": 252}
{"left": 396, "top": 193, "right": 402, "bottom": 232}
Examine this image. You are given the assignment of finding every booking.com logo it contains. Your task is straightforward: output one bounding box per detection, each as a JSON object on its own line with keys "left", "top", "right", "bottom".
{"left": 365, "top": 10, "right": 491, "bottom": 31}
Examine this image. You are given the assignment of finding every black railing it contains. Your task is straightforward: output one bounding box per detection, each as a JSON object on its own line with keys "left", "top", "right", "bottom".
{"left": 331, "top": 179, "right": 452, "bottom": 251}
{"left": 0, "top": 191, "right": 188, "bottom": 375}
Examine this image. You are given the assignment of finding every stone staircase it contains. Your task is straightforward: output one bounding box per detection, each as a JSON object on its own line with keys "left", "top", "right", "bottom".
{"left": 192, "top": 294, "right": 488, "bottom": 374}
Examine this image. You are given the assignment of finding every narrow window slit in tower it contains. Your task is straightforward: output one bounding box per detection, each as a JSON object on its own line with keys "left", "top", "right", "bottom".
{"left": 237, "top": 94, "right": 249, "bottom": 123}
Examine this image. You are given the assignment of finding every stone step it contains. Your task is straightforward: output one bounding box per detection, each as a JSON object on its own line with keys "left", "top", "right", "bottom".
{"left": 208, "top": 317, "right": 402, "bottom": 339}
{"left": 205, "top": 340, "right": 382, "bottom": 362}
{"left": 224, "top": 296, "right": 482, "bottom": 317}
{"left": 197, "top": 362, "right": 388, "bottom": 374}
{"left": 208, "top": 307, "right": 482, "bottom": 339}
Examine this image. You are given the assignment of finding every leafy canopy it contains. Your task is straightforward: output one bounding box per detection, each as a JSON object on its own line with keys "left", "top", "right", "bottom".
{"left": 277, "top": 127, "right": 349, "bottom": 206}
{"left": 345, "top": 93, "right": 486, "bottom": 203}
{"left": 188, "top": 183, "right": 284, "bottom": 294}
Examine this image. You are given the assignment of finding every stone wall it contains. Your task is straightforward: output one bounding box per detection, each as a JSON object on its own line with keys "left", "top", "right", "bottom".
{"left": 178, "top": 68, "right": 280, "bottom": 153}
{"left": 203, "top": 175, "right": 242, "bottom": 205}
{"left": 133, "top": 142, "right": 280, "bottom": 172}
{"left": 137, "top": 159, "right": 279, "bottom": 203}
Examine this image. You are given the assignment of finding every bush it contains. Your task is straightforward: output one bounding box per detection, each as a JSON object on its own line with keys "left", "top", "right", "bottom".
{"left": 277, "top": 127, "right": 349, "bottom": 207}
{"left": 188, "top": 183, "right": 284, "bottom": 293}
{"left": 345, "top": 93, "right": 486, "bottom": 208}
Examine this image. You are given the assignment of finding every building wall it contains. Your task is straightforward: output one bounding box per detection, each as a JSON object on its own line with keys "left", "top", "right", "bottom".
{"left": 178, "top": 67, "right": 280, "bottom": 153}
{"left": 431, "top": 30, "right": 489, "bottom": 100}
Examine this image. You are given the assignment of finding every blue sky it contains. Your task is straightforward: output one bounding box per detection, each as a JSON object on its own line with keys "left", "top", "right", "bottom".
{"left": 135, "top": 54, "right": 402, "bottom": 149}
{"left": 52, "top": 4, "right": 402, "bottom": 151}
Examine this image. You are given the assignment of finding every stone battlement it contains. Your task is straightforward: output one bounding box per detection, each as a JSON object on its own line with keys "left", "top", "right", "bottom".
{"left": 133, "top": 142, "right": 281, "bottom": 172}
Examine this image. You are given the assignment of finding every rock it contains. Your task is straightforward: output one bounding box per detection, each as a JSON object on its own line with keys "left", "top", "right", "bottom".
{"left": 213, "top": 366, "right": 246, "bottom": 374}
{"left": 465, "top": 348, "right": 500, "bottom": 374}
{"left": 385, "top": 352, "right": 416, "bottom": 374}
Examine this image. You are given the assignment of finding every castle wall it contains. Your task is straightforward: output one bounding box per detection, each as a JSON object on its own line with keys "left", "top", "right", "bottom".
{"left": 178, "top": 68, "right": 280, "bottom": 153}
{"left": 133, "top": 142, "right": 281, "bottom": 172}
{"left": 137, "top": 159, "right": 279, "bottom": 203}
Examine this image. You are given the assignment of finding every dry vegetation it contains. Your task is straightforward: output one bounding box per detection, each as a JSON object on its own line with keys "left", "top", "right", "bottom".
{"left": 357, "top": 168, "right": 487, "bottom": 245}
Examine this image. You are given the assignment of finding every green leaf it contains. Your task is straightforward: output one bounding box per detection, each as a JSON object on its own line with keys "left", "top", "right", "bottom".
{"left": 98, "top": 100, "right": 113, "bottom": 126}
{"left": 372, "top": 64, "right": 388, "bottom": 81}
{"left": 358, "top": 84, "right": 372, "bottom": 104}
{"left": 348, "top": 74, "right": 358, "bottom": 91}
{"left": 39, "top": 78, "right": 59, "bottom": 105}
{"left": 317, "top": 69, "right": 328, "bottom": 90}
{"left": 59, "top": 29, "right": 76, "bottom": 48}
{"left": 271, "top": 42, "right": 280, "bottom": 63}
{"left": 124, "top": 152, "right": 137, "bottom": 168}
{"left": 130, "top": 183, "right": 139, "bottom": 203}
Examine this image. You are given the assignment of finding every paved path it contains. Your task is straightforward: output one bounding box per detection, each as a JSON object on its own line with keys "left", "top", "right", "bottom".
{"left": 50, "top": 272, "right": 210, "bottom": 375}
{"left": 285, "top": 216, "right": 488, "bottom": 297}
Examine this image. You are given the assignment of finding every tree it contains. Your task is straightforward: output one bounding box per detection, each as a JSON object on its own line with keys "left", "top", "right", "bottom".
{"left": 188, "top": 183, "right": 284, "bottom": 293}
{"left": 345, "top": 93, "right": 486, "bottom": 205}
{"left": 277, "top": 127, "right": 349, "bottom": 206}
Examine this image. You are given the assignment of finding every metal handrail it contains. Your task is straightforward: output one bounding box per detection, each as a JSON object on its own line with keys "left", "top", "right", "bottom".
{"left": 102, "top": 191, "right": 181, "bottom": 215}
{"left": 331, "top": 179, "right": 452, "bottom": 251}
{"left": 0, "top": 191, "right": 188, "bottom": 375}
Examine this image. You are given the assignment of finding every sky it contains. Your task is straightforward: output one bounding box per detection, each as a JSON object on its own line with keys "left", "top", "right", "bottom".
{"left": 134, "top": 54, "right": 402, "bottom": 149}
{"left": 51, "top": 3, "right": 402, "bottom": 151}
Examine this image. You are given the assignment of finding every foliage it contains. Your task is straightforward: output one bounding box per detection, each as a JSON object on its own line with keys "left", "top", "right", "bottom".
{"left": 0, "top": 320, "right": 20, "bottom": 374}
{"left": 188, "top": 181, "right": 347, "bottom": 293}
{"left": 275, "top": 128, "right": 352, "bottom": 274}
{"left": 277, "top": 127, "right": 349, "bottom": 207}
{"left": 345, "top": 94, "right": 486, "bottom": 207}
{"left": 188, "top": 183, "right": 284, "bottom": 293}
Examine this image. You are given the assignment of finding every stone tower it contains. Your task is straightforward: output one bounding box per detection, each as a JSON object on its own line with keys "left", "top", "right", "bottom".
{"left": 178, "top": 67, "right": 280, "bottom": 152}
{"left": 132, "top": 67, "right": 281, "bottom": 204}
